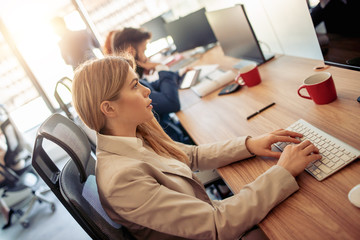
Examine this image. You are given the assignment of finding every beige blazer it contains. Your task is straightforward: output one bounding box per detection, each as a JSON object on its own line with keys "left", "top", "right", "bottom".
{"left": 96, "top": 134, "right": 299, "bottom": 240}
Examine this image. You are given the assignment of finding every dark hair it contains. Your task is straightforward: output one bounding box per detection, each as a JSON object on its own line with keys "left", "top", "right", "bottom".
{"left": 112, "top": 28, "right": 151, "bottom": 59}
{"left": 103, "top": 30, "right": 118, "bottom": 55}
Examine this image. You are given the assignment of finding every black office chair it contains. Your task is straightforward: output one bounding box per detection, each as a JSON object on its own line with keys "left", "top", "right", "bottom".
{"left": 0, "top": 105, "right": 32, "bottom": 174}
{"left": 54, "top": 77, "right": 97, "bottom": 153}
{"left": 32, "top": 113, "right": 134, "bottom": 240}
{"left": 54, "top": 76, "right": 74, "bottom": 121}
{"left": 0, "top": 104, "right": 55, "bottom": 228}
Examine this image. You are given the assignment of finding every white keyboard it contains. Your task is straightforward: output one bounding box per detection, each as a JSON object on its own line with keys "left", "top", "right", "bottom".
{"left": 274, "top": 119, "right": 360, "bottom": 181}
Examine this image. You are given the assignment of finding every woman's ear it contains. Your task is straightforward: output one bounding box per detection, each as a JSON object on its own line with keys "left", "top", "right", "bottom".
{"left": 100, "top": 101, "right": 116, "bottom": 118}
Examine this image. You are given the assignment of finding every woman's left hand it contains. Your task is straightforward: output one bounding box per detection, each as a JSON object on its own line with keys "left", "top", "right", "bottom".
{"left": 245, "top": 129, "right": 303, "bottom": 158}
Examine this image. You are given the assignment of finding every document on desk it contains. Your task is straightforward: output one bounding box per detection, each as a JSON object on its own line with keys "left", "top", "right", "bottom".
{"left": 193, "top": 64, "right": 219, "bottom": 80}
{"left": 191, "top": 70, "right": 237, "bottom": 97}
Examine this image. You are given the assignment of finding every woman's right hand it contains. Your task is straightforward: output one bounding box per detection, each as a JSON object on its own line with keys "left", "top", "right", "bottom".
{"left": 178, "top": 66, "right": 194, "bottom": 77}
{"left": 277, "top": 140, "right": 322, "bottom": 177}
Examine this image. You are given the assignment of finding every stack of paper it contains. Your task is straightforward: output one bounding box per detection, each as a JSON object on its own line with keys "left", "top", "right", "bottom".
{"left": 193, "top": 64, "right": 219, "bottom": 80}
{"left": 191, "top": 70, "right": 237, "bottom": 97}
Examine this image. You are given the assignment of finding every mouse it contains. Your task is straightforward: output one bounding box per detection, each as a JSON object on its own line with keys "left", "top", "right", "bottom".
{"left": 218, "top": 83, "right": 242, "bottom": 95}
{"left": 348, "top": 184, "right": 360, "bottom": 208}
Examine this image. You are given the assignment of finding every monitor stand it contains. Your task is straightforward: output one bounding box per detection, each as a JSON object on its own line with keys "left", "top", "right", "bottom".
{"left": 203, "top": 42, "right": 217, "bottom": 52}
{"left": 233, "top": 52, "right": 275, "bottom": 69}
{"left": 263, "top": 52, "right": 275, "bottom": 61}
{"left": 233, "top": 59, "right": 259, "bottom": 69}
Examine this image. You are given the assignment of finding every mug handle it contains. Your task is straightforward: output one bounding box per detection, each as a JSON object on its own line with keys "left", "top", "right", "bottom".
{"left": 235, "top": 73, "right": 245, "bottom": 86}
{"left": 297, "top": 85, "right": 311, "bottom": 99}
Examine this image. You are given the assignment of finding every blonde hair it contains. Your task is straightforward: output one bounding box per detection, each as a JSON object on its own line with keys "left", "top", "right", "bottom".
{"left": 72, "top": 56, "right": 189, "bottom": 164}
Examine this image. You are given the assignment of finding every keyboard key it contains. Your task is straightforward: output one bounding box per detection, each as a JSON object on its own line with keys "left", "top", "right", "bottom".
{"left": 340, "top": 155, "right": 351, "bottom": 162}
{"left": 332, "top": 161, "right": 344, "bottom": 169}
{"left": 326, "top": 162, "right": 335, "bottom": 168}
{"left": 318, "top": 164, "right": 331, "bottom": 174}
{"left": 326, "top": 146, "right": 334, "bottom": 151}
{"left": 307, "top": 165, "right": 318, "bottom": 173}
{"left": 323, "top": 157, "right": 331, "bottom": 163}
{"left": 331, "top": 148, "right": 338, "bottom": 154}
{"left": 335, "top": 152, "right": 343, "bottom": 157}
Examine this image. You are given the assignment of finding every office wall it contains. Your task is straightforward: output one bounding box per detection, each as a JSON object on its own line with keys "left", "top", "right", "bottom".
{"left": 259, "top": 0, "right": 323, "bottom": 60}
{"left": 202, "top": 0, "right": 323, "bottom": 60}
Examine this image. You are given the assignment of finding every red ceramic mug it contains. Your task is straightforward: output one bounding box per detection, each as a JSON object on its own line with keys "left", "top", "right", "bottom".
{"left": 235, "top": 63, "right": 261, "bottom": 87}
{"left": 297, "top": 72, "right": 337, "bottom": 104}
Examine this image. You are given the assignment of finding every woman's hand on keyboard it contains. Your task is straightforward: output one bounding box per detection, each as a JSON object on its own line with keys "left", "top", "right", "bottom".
{"left": 245, "top": 129, "right": 303, "bottom": 158}
{"left": 277, "top": 140, "right": 322, "bottom": 177}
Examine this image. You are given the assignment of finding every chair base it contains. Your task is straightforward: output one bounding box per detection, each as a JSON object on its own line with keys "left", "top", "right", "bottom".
{"left": 1, "top": 186, "right": 55, "bottom": 229}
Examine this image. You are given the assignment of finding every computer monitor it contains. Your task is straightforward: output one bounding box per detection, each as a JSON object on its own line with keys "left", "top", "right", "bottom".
{"left": 164, "top": 8, "right": 217, "bottom": 53}
{"left": 307, "top": 0, "right": 360, "bottom": 71}
{"left": 140, "top": 14, "right": 169, "bottom": 42}
{"left": 205, "top": 5, "right": 274, "bottom": 68}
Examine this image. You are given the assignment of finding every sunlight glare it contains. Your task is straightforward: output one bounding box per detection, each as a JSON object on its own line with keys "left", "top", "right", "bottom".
{"left": 64, "top": 11, "right": 87, "bottom": 31}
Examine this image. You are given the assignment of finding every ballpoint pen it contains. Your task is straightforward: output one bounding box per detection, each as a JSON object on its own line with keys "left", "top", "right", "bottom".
{"left": 247, "top": 102, "right": 276, "bottom": 120}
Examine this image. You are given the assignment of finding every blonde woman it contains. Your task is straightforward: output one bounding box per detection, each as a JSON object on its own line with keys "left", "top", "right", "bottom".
{"left": 72, "top": 56, "right": 321, "bottom": 240}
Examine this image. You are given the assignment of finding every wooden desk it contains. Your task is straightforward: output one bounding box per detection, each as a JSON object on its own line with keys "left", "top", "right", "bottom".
{"left": 177, "top": 46, "right": 360, "bottom": 239}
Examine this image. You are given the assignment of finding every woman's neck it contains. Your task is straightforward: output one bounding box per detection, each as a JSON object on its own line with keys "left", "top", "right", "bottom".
{"left": 101, "top": 123, "right": 137, "bottom": 137}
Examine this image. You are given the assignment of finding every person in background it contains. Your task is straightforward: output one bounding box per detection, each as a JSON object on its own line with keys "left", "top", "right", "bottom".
{"left": 72, "top": 55, "right": 321, "bottom": 240}
{"left": 310, "top": 0, "right": 360, "bottom": 36}
{"left": 309, "top": 0, "right": 360, "bottom": 61}
{"left": 51, "top": 16, "right": 101, "bottom": 70}
{"left": 108, "top": 28, "right": 189, "bottom": 143}
{"left": 111, "top": 27, "right": 162, "bottom": 77}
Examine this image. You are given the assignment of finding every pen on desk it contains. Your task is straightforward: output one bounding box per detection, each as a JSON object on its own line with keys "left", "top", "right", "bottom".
{"left": 247, "top": 102, "right": 276, "bottom": 120}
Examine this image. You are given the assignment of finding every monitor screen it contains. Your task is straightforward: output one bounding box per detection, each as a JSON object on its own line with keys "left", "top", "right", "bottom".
{"left": 140, "top": 15, "right": 168, "bottom": 42}
{"left": 206, "top": 5, "right": 269, "bottom": 65}
{"left": 308, "top": 0, "right": 360, "bottom": 71}
{"left": 164, "top": 8, "right": 217, "bottom": 53}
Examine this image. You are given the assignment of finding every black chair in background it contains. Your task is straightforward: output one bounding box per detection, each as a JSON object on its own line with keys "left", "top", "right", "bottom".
{"left": 0, "top": 105, "right": 32, "bottom": 174}
{"left": 32, "top": 113, "right": 134, "bottom": 240}
{"left": 54, "top": 77, "right": 96, "bottom": 153}
{"left": 0, "top": 104, "right": 55, "bottom": 228}
{"left": 54, "top": 76, "right": 74, "bottom": 121}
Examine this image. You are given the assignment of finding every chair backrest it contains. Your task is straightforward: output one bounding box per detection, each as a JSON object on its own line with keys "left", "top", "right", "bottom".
{"left": 32, "top": 113, "right": 133, "bottom": 240}
{"left": 54, "top": 77, "right": 74, "bottom": 120}
{"left": 0, "top": 104, "right": 31, "bottom": 168}
{"left": 54, "top": 77, "right": 97, "bottom": 153}
{"left": 0, "top": 163, "right": 19, "bottom": 189}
